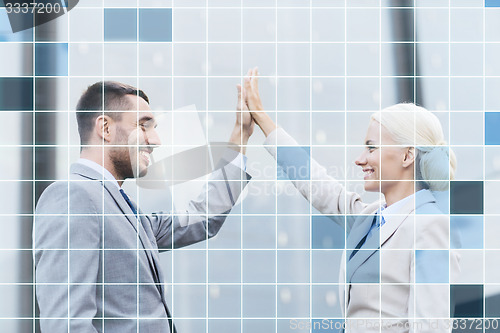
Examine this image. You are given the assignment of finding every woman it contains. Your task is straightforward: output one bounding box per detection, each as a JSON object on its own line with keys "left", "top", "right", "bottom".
{"left": 239, "top": 68, "right": 460, "bottom": 333}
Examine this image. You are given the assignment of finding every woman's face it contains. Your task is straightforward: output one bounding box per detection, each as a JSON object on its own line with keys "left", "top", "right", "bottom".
{"left": 355, "top": 120, "right": 410, "bottom": 193}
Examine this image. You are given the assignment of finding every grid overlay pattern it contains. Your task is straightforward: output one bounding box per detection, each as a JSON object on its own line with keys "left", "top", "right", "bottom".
{"left": 1, "top": 0, "right": 500, "bottom": 332}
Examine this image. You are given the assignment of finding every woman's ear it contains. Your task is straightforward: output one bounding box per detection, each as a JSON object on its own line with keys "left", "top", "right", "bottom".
{"left": 402, "top": 147, "right": 415, "bottom": 168}
{"left": 95, "top": 115, "right": 113, "bottom": 143}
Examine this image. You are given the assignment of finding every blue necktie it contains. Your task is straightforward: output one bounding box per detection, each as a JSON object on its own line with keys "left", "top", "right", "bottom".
{"left": 119, "top": 189, "right": 137, "bottom": 216}
{"left": 365, "top": 212, "right": 383, "bottom": 241}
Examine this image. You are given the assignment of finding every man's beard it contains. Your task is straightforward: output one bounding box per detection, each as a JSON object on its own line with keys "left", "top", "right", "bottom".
{"left": 109, "top": 146, "right": 135, "bottom": 180}
{"left": 109, "top": 126, "right": 145, "bottom": 180}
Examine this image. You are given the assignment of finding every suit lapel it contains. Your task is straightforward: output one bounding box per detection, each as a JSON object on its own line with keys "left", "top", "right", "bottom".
{"left": 70, "top": 163, "right": 137, "bottom": 231}
{"left": 346, "top": 214, "right": 378, "bottom": 283}
{"left": 346, "top": 214, "right": 375, "bottom": 257}
{"left": 102, "top": 180, "right": 144, "bottom": 235}
{"left": 71, "top": 163, "right": 161, "bottom": 283}
{"left": 379, "top": 203, "right": 414, "bottom": 248}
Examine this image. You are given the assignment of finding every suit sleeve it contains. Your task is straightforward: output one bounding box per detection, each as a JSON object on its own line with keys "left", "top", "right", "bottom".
{"left": 148, "top": 151, "right": 251, "bottom": 250}
{"left": 34, "top": 182, "right": 101, "bottom": 333}
{"left": 263, "top": 127, "right": 368, "bottom": 219}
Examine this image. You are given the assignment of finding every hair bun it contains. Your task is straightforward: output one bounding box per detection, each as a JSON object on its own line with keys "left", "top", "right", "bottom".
{"left": 417, "top": 145, "right": 456, "bottom": 191}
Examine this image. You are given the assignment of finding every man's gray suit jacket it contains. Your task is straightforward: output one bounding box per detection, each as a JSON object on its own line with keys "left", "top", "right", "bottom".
{"left": 34, "top": 158, "right": 250, "bottom": 332}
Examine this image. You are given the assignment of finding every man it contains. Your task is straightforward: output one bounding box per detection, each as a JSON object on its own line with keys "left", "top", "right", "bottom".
{"left": 34, "top": 81, "right": 253, "bottom": 332}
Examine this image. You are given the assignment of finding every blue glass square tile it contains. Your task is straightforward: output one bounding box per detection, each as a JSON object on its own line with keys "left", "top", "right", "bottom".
{"left": 450, "top": 181, "right": 484, "bottom": 215}
{"left": 139, "top": 8, "right": 172, "bottom": 42}
{"left": 451, "top": 285, "right": 484, "bottom": 318}
{"left": 416, "top": 250, "right": 449, "bottom": 283}
{"left": 0, "top": 78, "right": 33, "bottom": 110}
{"left": 104, "top": 8, "right": 137, "bottom": 42}
{"left": 277, "top": 146, "right": 310, "bottom": 180}
{"left": 312, "top": 215, "right": 345, "bottom": 249}
{"left": 451, "top": 216, "right": 483, "bottom": 249}
{"left": 347, "top": 249, "right": 379, "bottom": 283}
{"left": 486, "top": 112, "right": 500, "bottom": 145}
{"left": 486, "top": 0, "right": 500, "bottom": 7}
{"left": 35, "top": 43, "right": 68, "bottom": 76}
{"left": 486, "top": 292, "right": 500, "bottom": 317}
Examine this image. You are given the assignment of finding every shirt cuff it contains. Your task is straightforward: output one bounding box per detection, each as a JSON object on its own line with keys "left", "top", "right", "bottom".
{"left": 228, "top": 153, "right": 247, "bottom": 171}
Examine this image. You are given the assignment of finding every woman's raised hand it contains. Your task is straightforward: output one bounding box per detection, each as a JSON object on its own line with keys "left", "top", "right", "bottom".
{"left": 241, "top": 67, "right": 277, "bottom": 137}
{"left": 243, "top": 67, "right": 263, "bottom": 112}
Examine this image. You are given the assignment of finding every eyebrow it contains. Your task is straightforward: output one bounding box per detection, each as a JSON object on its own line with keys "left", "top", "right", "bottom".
{"left": 365, "top": 140, "right": 376, "bottom": 145}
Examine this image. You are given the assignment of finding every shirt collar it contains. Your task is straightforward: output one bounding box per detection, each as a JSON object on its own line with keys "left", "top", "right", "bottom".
{"left": 76, "top": 158, "right": 120, "bottom": 189}
{"left": 379, "top": 189, "right": 427, "bottom": 226}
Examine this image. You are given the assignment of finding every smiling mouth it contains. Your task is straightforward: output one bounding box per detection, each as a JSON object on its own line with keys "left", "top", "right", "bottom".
{"left": 363, "top": 168, "right": 375, "bottom": 179}
{"left": 140, "top": 150, "right": 151, "bottom": 166}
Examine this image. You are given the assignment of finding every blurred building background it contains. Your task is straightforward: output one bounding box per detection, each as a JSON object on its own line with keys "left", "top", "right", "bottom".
{"left": 1, "top": 0, "right": 500, "bottom": 332}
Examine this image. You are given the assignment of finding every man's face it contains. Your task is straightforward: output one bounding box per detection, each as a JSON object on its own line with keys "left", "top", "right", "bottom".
{"left": 109, "top": 95, "right": 161, "bottom": 180}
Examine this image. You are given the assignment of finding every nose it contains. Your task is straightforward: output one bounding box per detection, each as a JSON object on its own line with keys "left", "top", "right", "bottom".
{"left": 355, "top": 149, "right": 367, "bottom": 167}
{"left": 145, "top": 128, "right": 161, "bottom": 149}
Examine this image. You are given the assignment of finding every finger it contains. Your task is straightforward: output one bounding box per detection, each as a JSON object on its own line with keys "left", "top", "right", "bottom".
{"left": 240, "top": 82, "right": 247, "bottom": 99}
{"left": 251, "top": 66, "right": 259, "bottom": 92}
{"left": 244, "top": 69, "right": 252, "bottom": 94}
{"left": 242, "top": 95, "right": 249, "bottom": 111}
{"left": 236, "top": 84, "right": 243, "bottom": 110}
{"left": 244, "top": 68, "right": 252, "bottom": 83}
{"left": 238, "top": 84, "right": 250, "bottom": 111}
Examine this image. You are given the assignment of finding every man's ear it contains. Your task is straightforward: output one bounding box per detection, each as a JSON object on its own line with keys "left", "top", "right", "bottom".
{"left": 402, "top": 147, "right": 415, "bottom": 168}
{"left": 95, "top": 115, "right": 114, "bottom": 143}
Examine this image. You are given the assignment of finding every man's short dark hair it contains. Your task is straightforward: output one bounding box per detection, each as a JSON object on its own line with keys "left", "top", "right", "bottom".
{"left": 76, "top": 81, "right": 149, "bottom": 146}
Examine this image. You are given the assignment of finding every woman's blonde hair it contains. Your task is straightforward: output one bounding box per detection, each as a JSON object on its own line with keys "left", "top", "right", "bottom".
{"left": 370, "top": 103, "right": 457, "bottom": 191}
